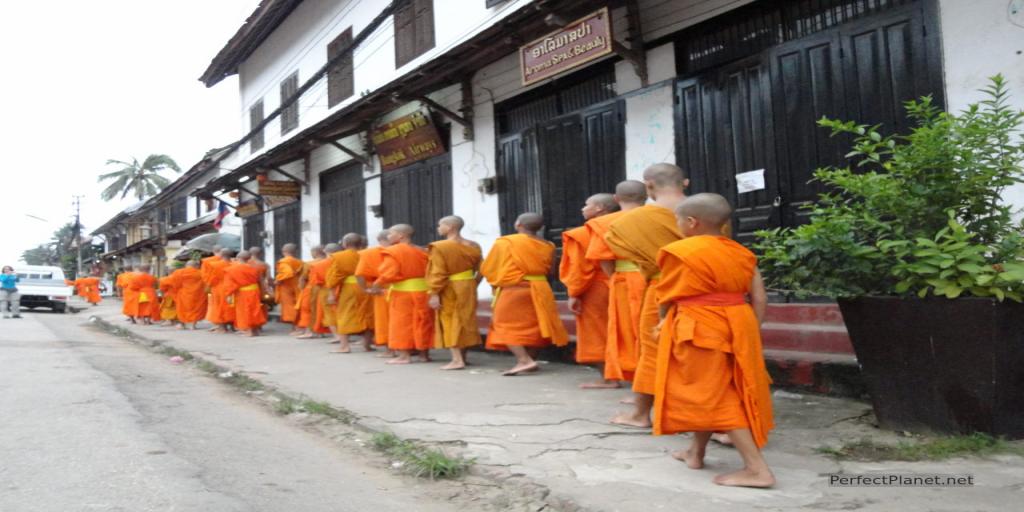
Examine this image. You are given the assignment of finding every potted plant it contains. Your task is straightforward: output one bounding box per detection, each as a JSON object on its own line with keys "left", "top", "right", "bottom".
{"left": 756, "top": 76, "right": 1024, "bottom": 438}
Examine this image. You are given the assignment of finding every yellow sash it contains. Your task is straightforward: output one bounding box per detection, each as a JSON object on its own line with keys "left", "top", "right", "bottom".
{"left": 615, "top": 260, "right": 640, "bottom": 272}
{"left": 491, "top": 274, "right": 546, "bottom": 308}
{"left": 138, "top": 292, "right": 149, "bottom": 303}
{"left": 449, "top": 269, "right": 475, "bottom": 281}
{"left": 240, "top": 284, "right": 259, "bottom": 291}
{"left": 343, "top": 275, "right": 359, "bottom": 284}
{"left": 387, "top": 277, "right": 428, "bottom": 301}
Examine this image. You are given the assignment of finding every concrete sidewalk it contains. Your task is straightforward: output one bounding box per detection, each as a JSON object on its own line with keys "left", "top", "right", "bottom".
{"left": 82, "top": 301, "right": 1022, "bottom": 512}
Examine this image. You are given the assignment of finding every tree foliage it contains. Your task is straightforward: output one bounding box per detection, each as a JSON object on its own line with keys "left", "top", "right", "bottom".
{"left": 756, "top": 75, "right": 1024, "bottom": 301}
{"left": 98, "top": 154, "right": 181, "bottom": 201}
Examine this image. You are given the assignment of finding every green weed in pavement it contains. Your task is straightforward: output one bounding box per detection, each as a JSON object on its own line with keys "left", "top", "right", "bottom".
{"left": 817, "top": 433, "right": 1024, "bottom": 461}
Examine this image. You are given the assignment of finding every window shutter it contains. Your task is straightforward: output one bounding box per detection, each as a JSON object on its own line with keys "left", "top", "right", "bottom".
{"left": 280, "top": 72, "right": 299, "bottom": 134}
{"left": 414, "top": 0, "right": 435, "bottom": 59}
{"left": 394, "top": 1, "right": 416, "bottom": 67}
{"left": 327, "top": 27, "right": 354, "bottom": 108}
{"left": 250, "top": 99, "right": 265, "bottom": 152}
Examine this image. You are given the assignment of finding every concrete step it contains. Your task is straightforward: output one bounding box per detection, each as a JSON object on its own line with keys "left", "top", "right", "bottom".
{"left": 764, "top": 349, "right": 864, "bottom": 398}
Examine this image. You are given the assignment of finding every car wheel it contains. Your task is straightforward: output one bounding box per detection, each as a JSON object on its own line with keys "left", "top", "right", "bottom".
{"left": 53, "top": 304, "right": 66, "bottom": 314}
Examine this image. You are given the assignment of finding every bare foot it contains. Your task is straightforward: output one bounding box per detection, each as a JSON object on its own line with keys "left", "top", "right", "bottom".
{"left": 619, "top": 396, "right": 637, "bottom": 405}
{"left": 580, "top": 380, "right": 621, "bottom": 389}
{"left": 333, "top": 346, "right": 351, "bottom": 354}
{"left": 175, "top": 324, "right": 185, "bottom": 330}
{"left": 212, "top": 327, "right": 228, "bottom": 334}
{"left": 609, "top": 413, "right": 652, "bottom": 429}
{"left": 711, "top": 433, "right": 734, "bottom": 446}
{"left": 296, "top": 333, "right": 316, "bottom": 339}
{"left": 376, "top": 351, "right": 396, "bottom": 359}
{"left": 327, "top": 339, "right": 341, "bottom": 344}
{"left": 440, "top": 362, "right": 465, "bottom": 371}
{"left": 288, "top": 329, "right": 303, "bottom": 336}
{"left": 502, "top": 362, "right": 539, "bottom": 376}
{"left": 671, "top": 447, "right": 705, "bottom": 469}
{"left": 242, "top": 332, "right": 257, "bottom": 338}
{"left": 386, "top": 357, "right": 411, "bottom": 365}
{"left": 713, "top": 468, "right": 776, "bottom": 488}
{"left": 363, "top": 344, "right": 376, "bottom": 352}
{"left": 418, "top": 353, "right": 432, "bottom": 363}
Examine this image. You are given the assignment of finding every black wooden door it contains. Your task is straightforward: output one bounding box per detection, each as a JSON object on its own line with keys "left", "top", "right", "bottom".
{"left": 273, "top": 201, "right": 302, "bottom": 261}
{"left": 320, "top": 161, "right": 366, "bottom": 243}
{"left": 381, "top": 152, "right": 452, "bottom": 246}
{"left": 243, "top": 215, "right": 265, "bottom": 251}
{"left": 497, "top": 130, "right": 541, "bottom": 234}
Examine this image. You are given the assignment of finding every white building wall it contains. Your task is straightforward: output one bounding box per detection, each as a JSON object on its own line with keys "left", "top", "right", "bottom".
{"left": 938, "top": 0, "right": 1024, "bottom": 211}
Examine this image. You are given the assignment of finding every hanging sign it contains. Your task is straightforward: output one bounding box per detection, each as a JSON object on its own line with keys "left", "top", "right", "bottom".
{"left": 235, "top": 200, "right": 262, "bottom": 218}
{"left": 371, "top": 110, "right": 446, "bottom": 171}
{"left": 519, "top": 7, "right": 613, "bottom": 86}
{"left": 259, "top": 180, "right": 301, "bottom": 208}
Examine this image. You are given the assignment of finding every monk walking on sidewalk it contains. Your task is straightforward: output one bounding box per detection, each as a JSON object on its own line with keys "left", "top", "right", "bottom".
{"left": 481, "top": 213, "right": 568, "bottom": 376}
{"left": 377, "top": 224, "right": 433, "bottom": 365}
{"left": 356, "top": 232, "right": 392, "bottom": 357}
{"left": 275, "top": 243, "right": 303, "bottom": 334}
{"left": 172, "top": 261, "right": 207, "bottom": 330}
{"left": 426, "top": 216, "right": 483, "bottom": 371}
{"left": 326, "top": 233, "right": 373, "bottom": 353}
{"left": 223, "top": 250, "right": 268, "bottom": 337}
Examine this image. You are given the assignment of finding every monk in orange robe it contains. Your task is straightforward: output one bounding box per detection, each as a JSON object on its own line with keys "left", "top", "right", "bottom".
{"left": 356, "top": 232, "right": 392, "bottom": 357}
{"left": 202, "top": 248, "right": 235, "bottom": 332}
{"left": 481, "top": 213, "right": 569, "bottom": 376}
{"left": 75, "top": 276, "right": 102, "bottom": 305}
{"left": 172, "top": 261, "right": 207, "bottom": 329}
{"left": 326, "top": 234, "right": 374, "bottom": 353}
{"left": 158, "top": 269, "right": 178, "bottom": 325}
{"left": 299, "top": 245, "right": 334, "bottom": 339}
{"left": 295, "top": 246, "right": 329, "bottom": 338}
{"left": 605, "top": 164, "right": 688, "bottom": 428}
{"left": 586, "top": 181, "right": 648, "bottom": 385}
{"left": 129, "top": 265, "right": 158, "bottom": 325}
{"left": 427, "top": 216, "right": 483, "bottom": 370}
{"left": 223, "top": 250, "right": 267, "bottom": 337}
{"left": 654, "top": 193, "right": 774, "bottom": 488}
{"left": 275, "top": 243, "right": 303, "bottom": 333}
{"left": 376, "top": 224, "right": 433, "bottom": 365}
{"left": 560, "top": 193, "right": 619, "bottom": 387}
{"left": 249, "top": 246, "right": 272, "bottom": 289}
{"left": 117, "top": 268, "right": 138, "bottom": 321}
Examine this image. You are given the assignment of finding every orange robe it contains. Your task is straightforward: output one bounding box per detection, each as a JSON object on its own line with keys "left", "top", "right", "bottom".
{"left": 172, "top": 267, "right": 207, "bottom": 324}
{"left": 355, "top": 247, "right": 387, "bottom": 346}
{"left": 308, "top": 258, "right": 333, "bottom": 333}
{"left": 118, "top": 272, "right": 138, "bottom": 316}
{"left": 202, "top": 257, "right": 234, "bottom": 325}
{"left": 326, "top": 249, "right": 370, "bottom": 334}
{"left": 275, "top": 256, "right": 303, "bottom": 324}
{"left": 426, "top": 240, "right": 482, "bottom": 349}
{"left": 378, "top": 243, "right": 433, "bottom": 351}
{"left": 481, "top": 234, "right": 568, "bottom": 349}
{"left": 586, "top": 210, "right": 644, "bottom": 380}
{"left": 158, "top": 276, "right": 178, "bottom": 321}
{"left": 223, "top": 263, "right": 267, "bottom": 331}
{"left": 76, "top": 277, "right": 102, "bottom": 305}
{"left": 559, "top": 226, "right": 609, "bottom": 364}
{"left": 129, "top": 273, "right": 158, "bottom": 319}
{"left": 653, "top": 236, "right": 773, "bottom": 447}
{"left": 604, "top": 204, "right": 682, "bottom": 396}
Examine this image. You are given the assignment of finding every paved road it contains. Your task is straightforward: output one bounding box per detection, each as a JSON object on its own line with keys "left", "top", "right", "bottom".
{"left": 0, "top": 312, "right": 452, "bottom": 512}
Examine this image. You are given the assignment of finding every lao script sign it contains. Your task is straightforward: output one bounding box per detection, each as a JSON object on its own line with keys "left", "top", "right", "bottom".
{"left": 371, "top": 110, "right": 447, "bottom": 171}
{"left": 519, "top": 7, "right": 613, "bottom": 86}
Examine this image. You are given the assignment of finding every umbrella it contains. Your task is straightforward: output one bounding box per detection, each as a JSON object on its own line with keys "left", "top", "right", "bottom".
{"left": 184, "top": 233, "right": 241, "bottom": 254}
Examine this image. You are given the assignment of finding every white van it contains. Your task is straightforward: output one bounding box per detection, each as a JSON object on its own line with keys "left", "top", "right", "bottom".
{"left": 14, "top": 265, "right": 73, "bottom": 313}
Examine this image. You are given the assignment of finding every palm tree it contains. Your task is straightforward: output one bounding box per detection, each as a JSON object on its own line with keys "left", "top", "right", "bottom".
{"left": 98, "top": 154, "right": 182, "bottom": 201}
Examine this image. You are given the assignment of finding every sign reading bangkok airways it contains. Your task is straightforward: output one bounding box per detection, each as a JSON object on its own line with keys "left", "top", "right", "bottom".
{"left": 519, "top": 7, "right": 613, "bottom": 86}
{"left": 371, "top": 109, "right": 447, "bottom": 171}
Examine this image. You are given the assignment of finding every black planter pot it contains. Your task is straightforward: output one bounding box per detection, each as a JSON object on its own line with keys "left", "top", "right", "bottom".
{"left": 838, "top": 297, "right": 1024, "bottom": 439}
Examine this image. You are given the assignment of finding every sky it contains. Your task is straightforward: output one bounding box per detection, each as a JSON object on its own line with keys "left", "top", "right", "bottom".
{"left": 0, "top": 0, "right": 261, "bottom": 265}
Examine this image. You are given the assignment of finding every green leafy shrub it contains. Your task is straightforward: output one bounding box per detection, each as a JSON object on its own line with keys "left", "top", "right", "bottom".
{"left": 756, "top": 75, "right": 1024, "bottom": 300}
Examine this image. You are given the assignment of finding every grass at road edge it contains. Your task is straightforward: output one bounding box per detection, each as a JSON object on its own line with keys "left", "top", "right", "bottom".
{"left": 371, "top": 432, "right": 474, "bottom": 480}
{"left": 817, "top": 433, "right": 1024, "bottom": 462}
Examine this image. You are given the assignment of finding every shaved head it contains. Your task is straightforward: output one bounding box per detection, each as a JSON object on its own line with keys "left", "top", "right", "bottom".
{"left": 439, "top": 215, "right": 465, "bottom": 230}
{"left": 219, "top": 248, "right": 236, "bottom": 258}
{"left": 311, "top": 245, "right": 325, "bottom": 258}
{"left": 389, "top": 224, "right": 414, "bottom": 237}
{"left": 642, "top": 163, "right": 687, "bottom": 189}
{"left": 587, "top": 193, "right": 618, "bottom": 212}
{"left": 138, "top": 265, "right": 150, "bottom": 273}
{"left": 212, "top": 244, "right": 222, "bottom": 253}
{"left": 615, "top": 180, "right": 648, "bottom": 203}
{"left": 516, "top": 212, "right": 544, "bottom": 232}
{"left": 341, "top": 233, "right": 362, "bottom": 248}
{"left": 186, "top": 261, "right": 200, "bottom": 268}
{"left": 376, "top": 231, "right": 390, "bottom": 243}
{"left": 324, "top": 243, "right": 341, "bottom": 254}
{"left": 676, "top": 193, "right": 733, "bottom": 228}
{"left": 282, "top": 243, "right": 297, "bottom": 256}
{"left": 249, "top": 246, "right": 263, "bottom": 258}
{"left": 237, "top": 250, "right": 252, "bottom": 262}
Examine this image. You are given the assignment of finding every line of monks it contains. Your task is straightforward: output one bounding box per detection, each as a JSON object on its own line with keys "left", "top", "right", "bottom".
{"left": 67, "top": 276, "right": 103, "bottom": 306}
{"left": 112, "top": 162, "right": 775, "bottom": 488}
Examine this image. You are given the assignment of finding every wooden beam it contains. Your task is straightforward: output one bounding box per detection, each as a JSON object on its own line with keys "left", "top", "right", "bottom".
{"left": 413, "top": 94, "right": 473, "bottom": 141}
{"left": 320, "top": 138, "right": 371, "bottom": 166}
{"left": 615, "top": 0, "right": 648, "bottom": 87}
{"left": 612, "top": 41, "right": 648, "bottom": 88}
{"left": 271, "top": 166, "right": 307, "bottom": 186}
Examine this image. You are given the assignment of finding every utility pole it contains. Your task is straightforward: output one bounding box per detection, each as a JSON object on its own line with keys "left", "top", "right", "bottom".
{"left": 72, "top": 195, "right": 83, "bottom": 278}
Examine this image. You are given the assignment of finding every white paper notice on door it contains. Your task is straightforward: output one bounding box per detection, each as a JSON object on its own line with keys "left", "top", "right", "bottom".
{"left": 736, "top": 169, "right": 765, "bottom": 194}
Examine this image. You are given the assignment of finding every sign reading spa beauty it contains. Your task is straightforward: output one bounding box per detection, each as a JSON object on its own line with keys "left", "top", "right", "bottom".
{"left": 520, "top": 7, "right": 613, "bottom": 86}
{"left": 371, "top": 110, "right": 447, "bottom": 171}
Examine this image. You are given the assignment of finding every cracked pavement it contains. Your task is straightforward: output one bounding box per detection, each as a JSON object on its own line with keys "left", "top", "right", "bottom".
{"left": 84, "top": 301, "right": 1024, "bottom": 511}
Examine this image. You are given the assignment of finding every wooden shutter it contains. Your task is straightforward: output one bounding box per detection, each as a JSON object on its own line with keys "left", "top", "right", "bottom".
{"left": 249, "top": 99, "right": 264, "bottom": 152}
{"left": 327, "top": 27, "right": 354, "bottom": 108}
{"left": 280, "top": 72, "right": 299, "bottom": 134}
{"left": 395, "top": 0, "right": 433, "bottom": 68}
